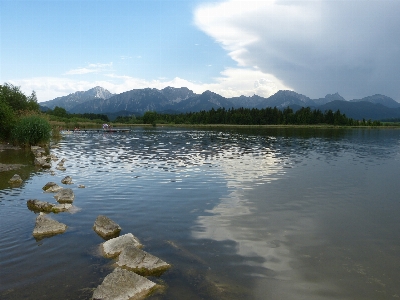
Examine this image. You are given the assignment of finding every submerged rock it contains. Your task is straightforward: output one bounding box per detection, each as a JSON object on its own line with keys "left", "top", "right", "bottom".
{"left": 56, "top": 165, "right": 66, "bottom": 171}
{"left": 93, "top": 215, "right": 121, "bottom": 239}
{"left": 32, "top": 212, "right": 67, "bottom": 237}
{"left": 54, "top": 188, "right": 74, "bottom": 203}
{"left": 31, "top": 146, "right": 41, "bottom": 151}
{"left": 102, "top": 233, "right": 143, "bottom": 258}
{"left": 61, "top": 176, "right": 73, "bottom": 184}
{"left": 52, "top": 203, "right": 73, "bottom": 213}
{"left": 34, "top": 157, "right": 51, "bottom": 168}
{"left": 27, "top": 199, "right": 55, "bottom": 212}
{"left": 116, "top": 244, "right": 171, "bottom": 276}
{"left": 42, "top": 182, "right": 63, "bottom": 193}
{"left": 92, "top": 267, "right": 157, "bottom": 300}
{"left": 31, "top": 146, "right": 46, "bottom": 158}
{"left": 78, "top": 184, "right": 85, "bottom": 188}
{"left": 8, "top": 174, "right": 23, "bottom": 185}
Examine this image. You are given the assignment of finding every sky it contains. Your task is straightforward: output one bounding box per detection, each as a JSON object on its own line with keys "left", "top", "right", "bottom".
{"left": 1, "top": 0, "right": 400, "bottom": 102}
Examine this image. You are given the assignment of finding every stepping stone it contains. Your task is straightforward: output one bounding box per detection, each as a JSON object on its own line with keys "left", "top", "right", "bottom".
{"left": 52, "top": 203, "right": 73, "bottom": 213}
{"left": 43, "top": 182, "right": 63, "bottom": 193}
{"left": 92, "top": 267, "right": 157, "bottom": 300}
{"left": 27, "top": 199, "right": 55, "bottom": 212}
{"left": 93, "top": 215, "right": 121, "bottom": 239}
{"left": 102, "top": 233, "right": 142, "bottom": 258}
{"left": 61, "top": 176, "right": 73, "bottom": 184}
{"left": 32, "top": 213, "right": 67, "bottom": 237}
{"left": 54, "top": 188, "right": 74, "bottom": 203}
{"left": 116, "top": 245, "right": 171, "bottom": 276}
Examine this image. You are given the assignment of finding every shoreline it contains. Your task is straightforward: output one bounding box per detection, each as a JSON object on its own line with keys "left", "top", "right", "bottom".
{"left": 0, "top": 143, "right": 25, "bottom": 172}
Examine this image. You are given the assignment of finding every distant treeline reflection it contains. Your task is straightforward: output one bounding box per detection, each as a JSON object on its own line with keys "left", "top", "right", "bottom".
{"left": 117, "top": 107, "right": 381, "bottom": 126}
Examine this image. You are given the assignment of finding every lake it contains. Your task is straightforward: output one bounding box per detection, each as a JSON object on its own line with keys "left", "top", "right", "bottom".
{"left": 1, "top": 127, "right": 400, "bottom": 300}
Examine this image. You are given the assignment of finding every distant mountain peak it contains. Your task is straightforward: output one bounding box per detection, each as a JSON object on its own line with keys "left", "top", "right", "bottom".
{"left": 40, "top": 86, "right": 114, "bottom": 110}
{"left": 325, "top": 92, "right": 345, "bottom": 101}
{"left": 350, "top": 94, "right": 400, "bottom": 108}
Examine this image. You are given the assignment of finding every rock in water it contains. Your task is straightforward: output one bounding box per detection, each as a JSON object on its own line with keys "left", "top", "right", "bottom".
{"left": 27, "top": 199, "right": 55, "bottom": 212}
{"left": 93, "top": 215, "right": 122, "bottom": 239}
{"left": 61, "top": 176, "right": 73, "bottom": 184}
{"left": 8, "top": 174, "right": 23, "bottom": 185}
{"left": 34, "top": 157, "right": 51, "bottom": 168}
{"left": 32, "top": 213, "right": 67, "bottom": 237}
{"left": 54, "top": 188, "right": 74, "bottom": 203}
{"left": 102, "top": 233, "right": 143, "bottom": 258}
{"left": 42, "top": 182, "right": 63, "bottom": 193}
{"left": 116, "top": 244, "right": 171, "bottom": 276}
{"left": 92, "top": 267, "right": 157, "bottom": 300}
{"left": 56, "top": 165, "right": 66, "bottom": 171}
{"left": 52, "top": 203, "right": 73, "bottom": 213}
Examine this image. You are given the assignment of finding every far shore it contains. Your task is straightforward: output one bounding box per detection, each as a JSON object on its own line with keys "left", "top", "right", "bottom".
{"left": 56, "top": 122, "right": 400, "bottom": 130}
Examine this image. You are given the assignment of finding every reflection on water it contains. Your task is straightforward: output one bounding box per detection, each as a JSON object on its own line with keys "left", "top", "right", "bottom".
{"left": 1, "top": 127, "right": 400, "bottom": 299}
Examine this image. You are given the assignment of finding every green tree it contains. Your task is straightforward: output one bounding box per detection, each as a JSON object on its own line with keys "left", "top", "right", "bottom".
{"left": 52, "top": 106, "right": 69, "bottom": 118}
{"left": 0, "top": 83, "right": 39, "bottom": 112}
{"left": 143, "top": 111, "right": 158, "bottom": 124}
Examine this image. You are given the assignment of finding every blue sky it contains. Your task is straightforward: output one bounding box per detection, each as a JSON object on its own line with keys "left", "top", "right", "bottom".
{"left": 1, "top": 0, "right": 400, "bottom": 102}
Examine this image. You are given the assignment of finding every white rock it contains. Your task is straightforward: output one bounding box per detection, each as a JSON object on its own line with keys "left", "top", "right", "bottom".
{"left": 102, "top": 233, "right": 142, "bottom": 258}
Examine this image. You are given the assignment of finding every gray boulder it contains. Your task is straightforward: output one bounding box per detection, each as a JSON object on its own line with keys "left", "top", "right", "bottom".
{"left": 61, "top": 176, "right": 73, "bottom": 184}
{"left": 32, "top": 213, "right": 67, "bottom": 237}
{"left": 42, "top": 182, "right": 63, "bottom": 193}
{"left": 8, "top": 174, "right": 23, "bottom": 185}
{"left": 102, "top": 233, "right": 142, "bottom": 258}
{"left": 54, "top": 188, "right": 74, "bottom": 203}
{"left": 92, "top": 267, "right": 157, "bottom": 300}
{"left": 116, "top": 244, "right": 171, "bottom": 276}
{"left": 27, "top": 199, "right": 55, "bottom": 212}
{"left": 27, "top": 199, "right": 72, "bottom": 213}
{"left": 93, "top": 215, "right": 121, "bottom": 239}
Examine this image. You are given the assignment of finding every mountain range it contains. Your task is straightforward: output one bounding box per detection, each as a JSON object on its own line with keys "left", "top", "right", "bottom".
{"left": 40, "top": 86, "right": 400, "bottom": 121}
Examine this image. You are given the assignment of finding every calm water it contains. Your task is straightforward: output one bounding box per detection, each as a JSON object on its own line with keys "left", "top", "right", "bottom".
{"left": 1, "top": 127, "right": 400, "bottom": 300}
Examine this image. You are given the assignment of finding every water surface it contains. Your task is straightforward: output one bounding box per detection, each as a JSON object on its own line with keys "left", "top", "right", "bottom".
{"left": 1, "top": 127, "right": 400, "bottom": 299}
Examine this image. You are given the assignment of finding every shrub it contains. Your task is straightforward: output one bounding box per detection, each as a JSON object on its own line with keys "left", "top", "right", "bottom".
{"left": 12, "top": 115, "right": 52, "bottom": 146}
{"left": 0, "top": 100, "right": 16, "bottom": 141}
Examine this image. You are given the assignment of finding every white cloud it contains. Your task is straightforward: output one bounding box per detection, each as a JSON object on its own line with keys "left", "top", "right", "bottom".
{"left": 203, "top": 68, "right": 290, "bottom": 98}
{"left": 194, "top": 0, "right": 400, "bottom": 100}
{"left": 10, "top": 66, "right": 290, "bottom": 102}
{"left": 64, "top": 62, "right": 113, "bottom": 75}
